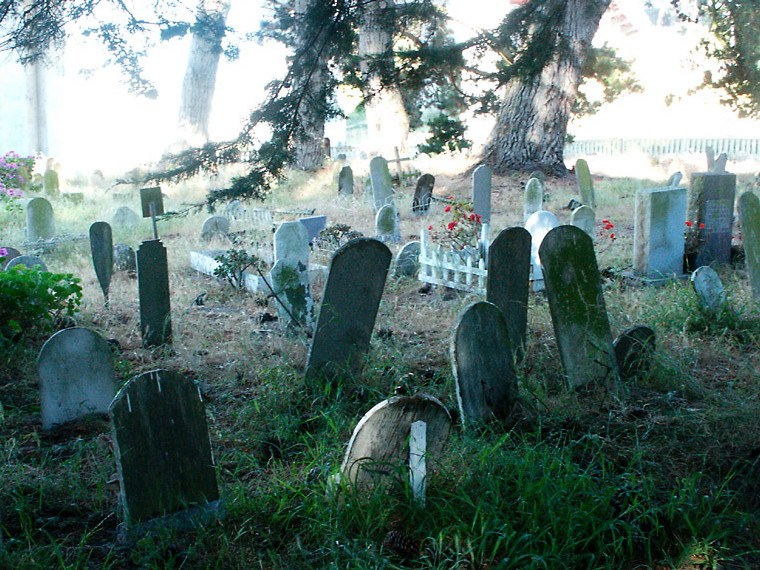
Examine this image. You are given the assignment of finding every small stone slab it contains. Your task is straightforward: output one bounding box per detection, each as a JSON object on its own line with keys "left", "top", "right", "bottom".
{"left": 394, "top": 241, "right": 421, "bottom": 277}
{"left": 306, "top": 238, "right": 391, "bottom": 381}
{"left": 200, "top": 216, "right": 230, "bottom": 241}
{"left": 113, "top": 243, "right": 137, "bottom": 273}
{"left": 633, "top": 187, "right": 687, "bottom": 280}
{"left": 274, "top": 221, "right": 310, "bottom": 266}
{"left": 523, "top": 178, "right": 544, "bottom": 223}
{"left": 691, "top": 266, "right": 727, "bottom": 312}
{"left": 338, "top": 165, "right": 354, "bottom": 196}
{"left": 369, "top": 156, "right": 394, "bottom": 211}
{"left": 540, "top": 225, "right": 619, "bottom": 388}
{"left": 472, "top": 165, "right": 492, "bottom": 224}
{"left": 571, "top": 205, "right": 595, "bottom": 237}
{"left": 89, "top": 222, "right": 114, "bottom": 303}
{"left": 375, "top": 204, "right": 400, "bottom": 243}
{"left": 575, "top": 158, "right": 595, "bottom": 208}
{"left": 0, "top": 246, "right": 21, "bottom": 269}
{"left": 5, "top": 255, "right": 47, "bottom": 272}
{"left": 38, "top": 327, "right": 116, "bottom": 430}
{"left": 666, "top": 172, "right": 683, "bottom": 187}
{"left": 299, "top": 215, "right": 328, "bottom": 244}
{"left": 110, "top": 370, "right": 220, "bottom": 535}
{"left": 613, "top": 325, "right": 656, "bottom": 381}
{"left": 412, "top": 173, "right": 435, "bottom": 214}
{"left": 451, "top": 301, "right": 517, "bottom": 427}
{"left": 340, "top": 394, "right": 451, "bottom": 488}
{"left": 487, "top": 227, "right": 531, "bottom": 360}
{"left": 137, "top": 240, "right": 172, "bottom": 347}
{"left": 112, "top": 206, "right": 140, "bottom": 228}
{"left": 26, "top": 197, "right": 55, "bottom": 241}
{"left": 738, "top": 192, "right": 760, "bottom": 299}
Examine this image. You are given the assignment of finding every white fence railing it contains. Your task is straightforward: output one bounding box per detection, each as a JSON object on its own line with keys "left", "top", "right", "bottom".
{"left": 564, "top": 137, "right": 760, "bottom": 158}
{"left": 418, "top": 225, "right": 490, "bottom": 295}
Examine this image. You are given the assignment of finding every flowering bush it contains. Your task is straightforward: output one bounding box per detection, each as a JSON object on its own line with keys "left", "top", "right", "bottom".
{"left": 684, "top": 220, "right": 706, "bottom": 255}
{"left": 427, "top": 197, "right": 484, "bottom": 260}
{"left": 0, "top": 151, "right": 35, "bottom": 212}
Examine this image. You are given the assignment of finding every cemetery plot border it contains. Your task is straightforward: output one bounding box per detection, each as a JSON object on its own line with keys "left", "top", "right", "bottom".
{"left": 418, "top": 226, "right": 490, "bottom": 295}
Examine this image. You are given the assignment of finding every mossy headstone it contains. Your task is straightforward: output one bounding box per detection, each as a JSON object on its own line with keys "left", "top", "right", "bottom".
{"left": 375, "top": 204, "right": 400, "bottom": 243}
{"left": 89, "top": 222, "right": 114, "bottom": 304}
{"left": 338, "top": 165, "right": 354, "bottom": 196}
{"left": 738, "top": 192, "right": 760, "bottom": 299}
{"left": 113, "top": 243, "right": 137, "bottom": 273}
{"left": 412, "top": 173, "right": 435, "bottom": 214}
{"left": 523, "top": 177, "right": 544, "bottom": 223}
{"left": 26, "top": 197, "right": 54, "bottom": 241}
{"left": 200, "top": 216, "right": 229, "bottom": 242}
{"left": 369, "top": 156, "right": 394, "bottom": 211}
{"left": 574, "top": 158, "right": 595, "bottom": 208}
{"left": 393, "top": 240, "right": 421, "bottom": 277}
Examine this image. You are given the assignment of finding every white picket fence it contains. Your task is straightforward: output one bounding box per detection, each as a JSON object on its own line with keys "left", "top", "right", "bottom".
{"left": 564, "top": 137, "right": 760, "bottom": 158}
{"left": 418, "top": 224, "right": 490, "bottom": 295}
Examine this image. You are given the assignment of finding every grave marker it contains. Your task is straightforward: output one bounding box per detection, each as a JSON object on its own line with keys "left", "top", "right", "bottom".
{"left": 338, "top": 165, "right": 354, "bottom": 196}
{"left": 274, "top": 221, "right": 310, "bottom": 266}
{"left": 525, "top": 210, "right": 559, "bottom": 292}
{"left": 394, "top": 240, "right": 421, "bottom": 278}
{"left": 738, "top": 192, "right": 760, "bottom": 299}
{"left": 0, "top": 246, "right": 21, "bottom": 269}
{"left": 666, "top": 172, "right": 683, "bottom": 187}
{"left": 299, "top": 215, "right": 328, "bottom": 244}
{"left": 540, "top": 225, "right": 619, "bottom": 388}
{"left": 38, "top": 327, "right": 116, "bottom": 430}
{"left": 369, "top": 156, "right": 394, "bottom": 210}
{"left": 688, "top": 172, "right": 736, "bottom": 266}
{"left": 137, "top": 240, "right": 172, "bottom": 347}
{"left": 113, "top": 243, "right": 137, "bottom": 273}
{"left": 270, "top": 258, "right": 313, "bottom": 331}
{"left": 89, "top": 222, "right": 114, "bottom": 304}
{"left": 412, "top": 174, "right": 435, "bottom": 215}
{"left": 112, "top": 206, "right": 140, "bottom": 228}
{"left": 633, "top": 186, "right": 687, "bottom": 280}
{"left": 375, "top": 204, "right": 400, "bottom": 243}
{"left": 472, "top": 165, "right": 492, "bottom": 224}
{"left": 575, "top": 158, "right": 595, "bottom": 208}
{"left": 571, "top": 205, "right": 595, "bottom": 237}
{"left": 26, "top": 197, "right": 54, "bottom": 241}
{"left": 613, "top": 325, "right": 656, "bottom": 381}
{"left": 5, "top": 255, "right": 47, "bottom": 271}
{"left": 523, "top": 178, "right": 544, "bottom": 223}
{"left": 140, "top": 186, "right": 164, "bottom": 240}
{"left": 200, "top": 216, "right": 230, "bottom": 241}
{"left": 691, "top": 266, "right": 727, "bottom": 312}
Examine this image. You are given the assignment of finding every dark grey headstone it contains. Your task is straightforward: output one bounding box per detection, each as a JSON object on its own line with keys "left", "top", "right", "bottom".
{"left": 540, "top": 225, "right": 619, "bottom": 388}
{"left": 26, "top": 197, "right": 55, "bottom": 241}
{"left": 299, "top": 215, "right": 328, "bottom": 244}
{"left": 137, "top": 240, "right": 172, "bottom": 347}
{"left": 688, "top": 172, "right": 736, "bottom": 266}
{"left": 472, "top": 165, "right": 492, "bottom": 224}
{"left": 89, "top": 222, "right": 114, "bottom": 304}
{"left": 450, "top": 302, "right": 517, "bottom": 427}
{"left": 394, "top": 241, "right": 421, "bottom": 278}
{"left": 38, "top": 327, "right": 116, "bottom": 430}
{"left": 412, "top": 173, "right": 435, "bottom": 214}
{"left": 338, "top": 165, "right": 354, "bottom": 196}
{"left": 110, "top": 370, "right": 220, "bottom": 533}
{"left": 1, "top": 246, "right": 21, "bottom": 269}
{"left": 140, "top": 187, "right": 164, "bottom": 217}
{"left": 738, "top": 192, "right": 759, "bottom": 299}
{"left": 200, "top": 216, "right": 230, "bottom": 241}
{"left": 306, "top": 238, "right": 391, "bottom": 381}
{"left": 113, "top": 243, "right": 137, "bottom": 273}
{"left": 487, "top": 227, "right": 531, "bottom": 361}
{"left": 613, "top": 325, "right": 656, "bottom": 381}
{"left": 5, "top": 255, "right": 47, "bottom": 272}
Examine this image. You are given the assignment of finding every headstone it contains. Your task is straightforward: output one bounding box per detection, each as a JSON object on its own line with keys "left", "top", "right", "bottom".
{"left": 38, "top": 327, "right": 117, "bottom": 430}
{"left": 523, "top": 177, "right": 544, "bottom": 223}
{"left": 113, "top": 243, "right": 137, "bottom": 273}
{"left": 139, "top": 187, "right": 164, "bottom": 217}
{"left": 89, "top": 222, "right": 114, "bottom": 304}
{"left": 412, "top": 173, "right": 435, "bottom": 214}
{"left": 666, "top": 172, "right": 683, "bottom": 187}
{"left": 472, "top": 165, "right": 492, "bottom": 224}
{"left": 137, "top": 240, "right": 172, "bottom": 347}
{"left": 339, "top": 394, "right": 451, "bottom": 489}
{"left": 706, "top": 146, "right": 715, "bottom": 171}
{"left": 525, "top": 210, "right": 559, "bottom": 292}
{"left": 613, "top": 325, "right": 656, "bottom": 381}
{"left": 713, "top": 153, "right": 728, "bottom": 173}
{"left": 299, "top": 215, "right": 328, "bottom": 244}
{"left": 110, "top": 369, "right": 221, "bottom": 539}
{"left": 269, "top": 259, "right": 313, "bottom": 331}
{"left": 369, "top": 156, "right": 394, "bottom": 210}
{"left": 527, "top": 170, "right": 545, "bottom": 184}
{"left": 575, "top": 158, "right": 595, "bottom": 208}
{"left": 43, "top": 166, "right": 59, "bottom": 197}
{"left": 486, "top": 227, "right": 531, "bottom": 361}
{"left": 540, "top": 225, "right": 619, "bottom": 388}
{"left": 224, "top": 199, "right": 245, "bottom": 218}
{"left": 451, "top": 301, "right": 518, "bottom": 427}
{"left": 375, "top": 204, "right": 400, "bottom": 243}
{"left": 571, "top": 205, "right": 595, "bottom": 237}
{"left": 26, "top": 197, "right": 55, "bottom": 241}
{"left": 200, "top": 215, "right": 230, "bottom": 241}
{"left": 112, "top": 206, "right": 140, "bottom": 228}
{"left": 338, "top": 165, "right": 354, "bottom": 196}
{"left": 274, "top": 221, "right": 310, "bottom": 266}
{"left": 738, "top": 192, "right": 760, "bottom": 299}
{"left": 393, "top": 241, "right": 421, "bottom": 278}
{"left": 5, "top": 255, "right": 47, "bottom": 272}
{"left": 690, "top": 266, "right": 727, "bottom": 312}
{"left": 0, "top": 246, "right": 21, "bottom": 269}
{"left": 633, "top": 186, "right": 687, "bottom": 280}
{"left": 688, "top": 172, "right": 737, "bottom": 267}
{"left": 306, "top": 238, "right": 391, "bottom": 381}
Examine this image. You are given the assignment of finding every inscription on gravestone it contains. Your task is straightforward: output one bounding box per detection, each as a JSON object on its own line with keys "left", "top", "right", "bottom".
{"left": 688, "top": 172, "right": 736, "bottom": 266}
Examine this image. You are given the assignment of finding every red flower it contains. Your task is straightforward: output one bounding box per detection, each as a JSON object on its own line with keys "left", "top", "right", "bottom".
{"left": 447, "top": 221, "right": 458, "bottom": 231}
{"left": 427, "top": 225, "right": 433, "bottom": 230}
{"left": 444, "top": 205, "right": 452, "bottom": 213}
{"left": 609, "top": 233, "right": 616, "bottom": 240}
{"left": 699, "top": 222, "right": 705, "bottom": 229}
{"left": 685, "top": 221, "right": 693, "bottom": 227}
{"left": 602, "top": 219, "right": 610, "bottom": 224}
{"left": 468, "top": 213, "right": 476, "bottom": 221}
{"left": 474, "top": 213, "right": 482, "bottom": 223}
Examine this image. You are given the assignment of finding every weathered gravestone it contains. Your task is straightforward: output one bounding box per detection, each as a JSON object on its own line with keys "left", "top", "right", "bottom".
{"left": 137, "top": 240, "right": 172, "bottom": 347}
{"left": 338, "top": 165, "right": 354, "bottom": 196}
{"left": 523, "top": 177, "right": 544, "bottom": 223}
{"left": 26, "top": 197, "right": 55, "bottom": 241}
{"left": 299, "top": 215, "right": 328, "bottom": 244}
{"left": 540, "top": 225, "right": 619, "bottom": 388}
{"left": 5, "top": 254, "right": 47, "bottom": 272}
{"left": 224, "top": 199, "right": 245, "bottom": 219}
{"left": 112, "top": 206, "right": 140, "bottom": 228}
{"left": 43, "top": 160, "right": 60, "bottom": 196}
{"left": 472, "top": 165, "right": 492, "bottom": 224}
{"left": 633, "top": 186, "right": 687, "bottom": 281}
{"left": 89, "top": 222, "right": 114, "bottom": 304}
{"left": 451, "top": 302, "right": 518, "bottom": 427}
{"left": 574, "top": 158, "right": 595, "bottom": 208}
{"left": 274, "top": 221, "right": 310, "bottom": 266}
{"left": 713, "top": 152, "right": 728, "bottom": 173}
{"left": 369, "top": 156, "right": 394, "bottom": 210}
{"left": 113, "top": 243, "right": 137, "bottom": 273}
{"left": 306, "top": 238, "right": 391, "bottom": 381}
{"left": 38, "top": 327, "right": 116, "bottom": 430}
{"left": 338, "top": 394, "right": 451, "bottom": 498}
{"left": 571, "top": 205, "right": 596, "bottom": 237}
{"left": 270, "top": 221, "right": 312, "bottom": 330}
{"left": 528, "top": 170, "right": 545, "bottom": 184}
{"left": 613, "top": 325, "right": 656, "bottom": 381}
{"left": 394, "top": 240, "right": 421, "bottom": 278}
{"left": 412, "top": 173, "right": 435, "bottom": 215}
{"left": 375, "top": 204, "right": 400, "bottom": 243}
{"left": 691, "top": 266, "right": 727, "bottom": 312}
{"left": 0, "top": 246, "right": 21, "bottom": 269}
{"left": 525, "top": 210, "right": 559, "bottom": 292}
{"left": 688, "top": 172, "right": 737, "bottom": 266}
{"left": 738, "top": 192, "right": 760, "bottom": 299}
{"left": 200, "top": 216, "right": 230, "bottom": 242}
{"left": 666, "top": 172, "right": 683, "bottom": 187}
{"left": 110, "top": 370, "right": 221, "bottom": 540}
{"left": 487, "top": 227, "right": 531, "bottom": 361}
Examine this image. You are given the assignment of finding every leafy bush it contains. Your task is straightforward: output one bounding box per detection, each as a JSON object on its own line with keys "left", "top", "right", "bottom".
{"left": 418, "top": 114, "right": 472, "bottom": 155}
{"left": 213, "top": 249, "right": 264, "bottom": 289}
{"left": 0, "top": 150, "right": 36, "bottom": 212}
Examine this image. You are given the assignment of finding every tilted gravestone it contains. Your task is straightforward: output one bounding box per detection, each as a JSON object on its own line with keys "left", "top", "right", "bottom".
{"left": 113, "top": 243, "right": 137, "bottom": 273}
{"left": 298, "top": 215, "right": 328, "bottom": 244}
{"left": 393, "top": 240, "right": 421, "bottom": 278}
{"left": 523, "top": 177, "right": 544, "bottom": 223}
{"left": 540, "top": 225, "right": 619, "bottom": 388}
{"left": 110, "top": 370, "right": 221, "bottom": 540}
{"left": 0, "top": 246, "right": 21, "bottom": 269}
{"left": 472, "top": 165, "right": 492, "bottom": 224}
{"left": 375, "top": 204, "right": 400, "bottom": 243}
{"left": 89, "top": 222, "right": 114, "bottom": 304}
{"left": 200, "top": 216, "right": 230, "bottom": 242}
{"left": 26, "top": 197, "right": 55, "bottom": 241}
{"left": 112, "top": 206, "right": 140, "bottom": 228}
{"left": 339, "top": 394, "right": 451, "bottom": 495}
{"left": 574, "top": 158, "right": 595, "bottom": 208}
{"left": 691, "top": 266, "right": 727, "bottom": 312}
{"left": 412, "top": 173, "right": 435, "bottom": 215}
{"left": 274, "top": 221, "right": 310, "bottom": 266}
{"left": 487, "top": 227, "right": 531, "bottom": 361}
{"left": 688, "top": 172, "right": 737, "bottom": 266}
{"left": 338, "top": 165, "right": 354, "bottom": 196}
{"left": 613, "top": 325, "right": 656, "bottom": 381}
{"left": 369, "top": 156, "right": 394, "bottom": 211}
{"left": 38, "top": 327, "right": 116, "bottom": 430}
{"left": 713, "top": 153, "right": 728, "bottom": 173}
{"left": 525, "top": 210, "right": 559, "bottom": 292}
{"left": 306, "top": 238, "right": 391, "bottom": 381}
{"left": 137, "top": 240, "right": 172, "bottom": 347}
{"left": 738, "top": 192, "right": 760, "bottom": 299}
{"left": 451, "top": 302, "right": 518, "bottom": 427}
{"left": 5, "top": 255, "right": 47, "bottom": 272}
{"left": 633, "top": 186, "right": 687, "bottom": 281}
{"left": 571, "top": 205, "right": 595, "bottom": 237}
{"left": 270, "top": 224, "right": 313, "bottom": 331}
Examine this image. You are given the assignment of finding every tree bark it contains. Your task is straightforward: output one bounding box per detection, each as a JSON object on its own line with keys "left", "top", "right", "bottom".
{"left": 481, "top": 0, "right": 610, "bottom": 175}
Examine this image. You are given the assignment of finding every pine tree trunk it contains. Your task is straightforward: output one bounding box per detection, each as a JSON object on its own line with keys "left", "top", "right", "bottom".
{"left": 481, "top": 0, "right": 610, "bottom": 175}
{"left": 24, "top": 60, "right": 48, "bottom": 155}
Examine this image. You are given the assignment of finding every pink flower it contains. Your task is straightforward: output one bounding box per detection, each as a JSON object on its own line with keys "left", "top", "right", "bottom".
{"left": 0, "top": 247, "right": 7, "bottom": 257}
{"left": 427, "top": 225, "right": 433, "bottom": 230}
